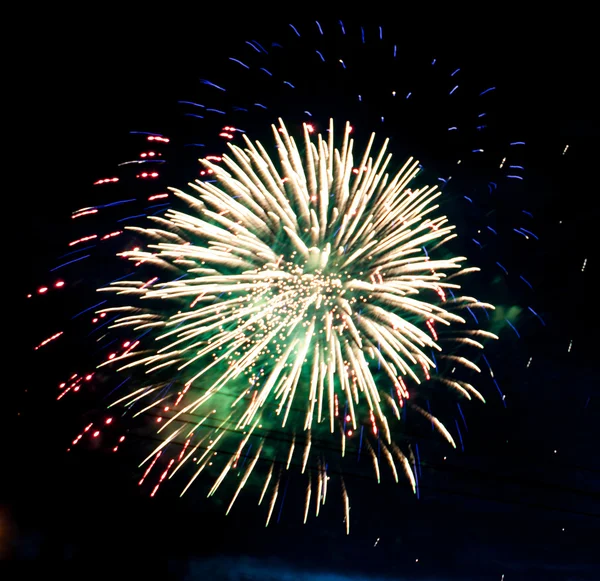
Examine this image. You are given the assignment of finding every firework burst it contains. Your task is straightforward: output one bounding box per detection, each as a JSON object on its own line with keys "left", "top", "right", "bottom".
{"left": 93, "top": 119, "right": 496, "bottom": 528}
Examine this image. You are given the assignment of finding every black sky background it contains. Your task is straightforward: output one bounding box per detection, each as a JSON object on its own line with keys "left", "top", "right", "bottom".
{"left": 10, "top": 11, "right": 598, "bottom": 581}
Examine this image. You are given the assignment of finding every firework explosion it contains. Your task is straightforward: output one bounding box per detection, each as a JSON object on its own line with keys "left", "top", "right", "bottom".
{"left": 31, "top": 21, "right": 542, "bottom": 531}
{"left": 98, "top": 119, "right": 495, "bottom": 526}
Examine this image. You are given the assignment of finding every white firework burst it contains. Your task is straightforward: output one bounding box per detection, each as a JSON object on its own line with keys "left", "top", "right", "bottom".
{"left": 98, "top": 119, "right": 497, "bottom": 524}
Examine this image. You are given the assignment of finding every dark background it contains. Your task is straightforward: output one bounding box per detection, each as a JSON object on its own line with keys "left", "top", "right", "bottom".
{"left": 10, "top": 11, "right": 598, "bottom": 581}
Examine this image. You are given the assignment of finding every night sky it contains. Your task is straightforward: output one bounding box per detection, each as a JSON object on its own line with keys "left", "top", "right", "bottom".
{"left": 11, "top": 12, "right": 598, "bottom": 581}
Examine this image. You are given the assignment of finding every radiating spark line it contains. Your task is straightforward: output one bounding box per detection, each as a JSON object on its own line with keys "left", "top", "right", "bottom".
{"left": 258, "top": 462, "right": 274, "bottom": 505}
{"left": 342, "top": 478, "right": 350, "bottom": 535}
{"left": 265, "top": 473, "right": 280, "bottom": 526}
{"left": 226, "top": 442, "right": 264, "bottom": 515}
{"left": 303, "top": 477, "right": 312, "bottom": 524}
